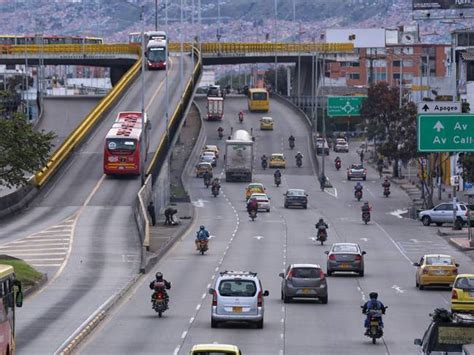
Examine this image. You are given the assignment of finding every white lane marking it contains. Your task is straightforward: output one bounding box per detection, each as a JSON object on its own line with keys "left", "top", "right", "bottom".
{"left": 0, "top": 247, "right": 68, "bottom": 252}
{"left": 189, "top": 317, "right": 194, "bottom": 323}
{"left": 181, "top": 331, "right": 187, "bottom": 339}
{"left": 254, "top": 236, "right": 264, "bottom": 240}
{"left": 374, "top": 221, "right": 413, "bottom": 264}
{"left": 173, "top": 347, "right": 180, "bottom": 355}
{"left": 389, "top": 209, "right": 408, "bottom": 219}
{"left": 392, "top": 285, "right": 405, "bottom": 294}
{"left": 360, "top": 238, "right": 369, "bottom": 242}
{"left": 207, "top": 283, "right": 211, "bottom": 288}
{"left": 201, "top": 293, "right": 206, "bottom": 299}
{"left": 324, "top": 187, "right": 338, "bottom": 198}
{"left": 409, "top": 239, "right": 419, "bottom": 244}
{"left": 11, "top": 238, "right": 70, "bottom": 243}
{"left": 1, "top": 252, "right": 66, "bottom": 256}
{"left": 196, "top": 304, "right": 201, "bottom": 311}
{"left": 366, "top": 188, "right": 375, "bottom": 198}
{"left": 357, "top": 286, "right": 367, "bottom": 302}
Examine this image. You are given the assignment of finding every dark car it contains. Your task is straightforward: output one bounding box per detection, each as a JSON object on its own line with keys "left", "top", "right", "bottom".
{"left": 284, "top": 189, "right": 308, "bottom": 209}
{"left": 325, "top": 242, "right": 366, "bottom": 276}
{"left": 279, "top": 264, "right": 328, "bottom": 304}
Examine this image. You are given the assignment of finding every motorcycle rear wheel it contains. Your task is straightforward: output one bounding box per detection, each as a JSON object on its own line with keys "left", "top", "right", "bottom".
{"left": 158, "top": 311, "right": 162, "bottom": 318}
{"left": 372, "top": 337, "right": 376, "bottom": 344}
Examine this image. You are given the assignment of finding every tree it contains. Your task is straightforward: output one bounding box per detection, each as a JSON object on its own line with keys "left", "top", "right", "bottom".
{"left": 0, "top": 113, "right": 56, "bottom": 188}
{"left": 361, "top": 82, "right": 418, "bottom": 177}
{"left": 459, "top": 153, "right": 474, "bottom": 183}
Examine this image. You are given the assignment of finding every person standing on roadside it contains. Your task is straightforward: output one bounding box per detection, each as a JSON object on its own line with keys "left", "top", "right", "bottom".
{"left": 147, "top": 201, "right": 156, "bottom": 226}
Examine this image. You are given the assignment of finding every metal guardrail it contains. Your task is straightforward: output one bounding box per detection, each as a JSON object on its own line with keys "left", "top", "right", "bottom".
{"left": 33, "top": 58, "right": 142, "bottom": 187}
{"left": 0, "top": 42, "right": 352, "bottom": 57}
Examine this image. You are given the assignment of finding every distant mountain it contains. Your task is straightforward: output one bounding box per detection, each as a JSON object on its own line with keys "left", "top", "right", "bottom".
{"left": 0, "top": 0, "right": 469, "bottom": 43}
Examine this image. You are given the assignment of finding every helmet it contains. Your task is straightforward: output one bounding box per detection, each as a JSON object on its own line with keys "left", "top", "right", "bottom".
{"left": 155, "top": 272, "right": 163, "bottom": 281}
{"left": 369, "top": 292, "right": 378, "bottom": 299}
{"left": 364, "top": 201, "right": 369, "bottom": 206}
{"left": 200, "top": 225, "right": 205, "bottom": 230}
{"left": 319, "top": 218, "right": 324, "bottom": 223}
{"left": 297, "top": 151, "right": 301, "bottom": 155}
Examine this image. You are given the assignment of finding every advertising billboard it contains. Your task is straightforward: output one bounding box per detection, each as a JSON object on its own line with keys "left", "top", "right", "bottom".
{"left": 413, "top": 0, "right": 474, "bottom": 10}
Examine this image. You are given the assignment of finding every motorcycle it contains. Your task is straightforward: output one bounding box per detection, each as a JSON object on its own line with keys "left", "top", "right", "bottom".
{"left": 362, "top": 307, "right": 387, "bottom": 344}
{"left": 238, "top": 112, "right": 244, "bottom": 123}
{"left": 249, "top": 209, "right": 257, "bottom": 221}
{"left": 152, "top": 283, "right": 170, "bottom": 317}
{"left": 383, "top": 186, "right": 390, "bottom": 198}
{"left": 261, "top": 159, "right": 268, "bottom": 170}
{"left": 355, "top": 189, "right": 363, "bottom": 201}
{"left": 204, "top": 177, "right": 211, "bottom": 189}
{"left": 335, "top": 160, "right": 341, "bottom": 171}
{"left": 296, "top": 157, "right": 302, "bottom": 168}
{"left": 197, "top": 239, "right": 209, "bottom": 255}
{"left": 316, "top": 228, "right": 327, "bottom": 245}
{"left": 212, "top": 185, "right": 220, "bottom": 197}
{"left": 289, "top": 140, "right": 295, "bottom": 150}
{"left": 274, "top": 175, "right": 281, "bottom": 187}
{"left": 362, "top": 211, "right": 371, "bottom": 224}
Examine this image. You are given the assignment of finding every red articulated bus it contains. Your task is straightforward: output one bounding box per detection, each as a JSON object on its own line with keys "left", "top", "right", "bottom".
{"left": 103, "top": 111, "right": 150, "bottom": 175}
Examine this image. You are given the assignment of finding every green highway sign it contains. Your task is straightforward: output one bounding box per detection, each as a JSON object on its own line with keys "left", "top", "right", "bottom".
{"left": 327, "top": 96, "right": 366, "bottom": 117}
{"left": 417, "top": 114, "right": 474, "bottom": 152}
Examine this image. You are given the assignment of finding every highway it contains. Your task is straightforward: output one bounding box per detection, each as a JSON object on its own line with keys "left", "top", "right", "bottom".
{"left": 79, "top": 96, "right": 474, "bottom": 354}
{"left": 0, "top": 55, "right": 195, "bottom": 354}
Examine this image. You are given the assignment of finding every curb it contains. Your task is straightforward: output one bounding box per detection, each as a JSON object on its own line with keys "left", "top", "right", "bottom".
{"left": 447, "top": 238, "right": 474, "bottom": 252}
{"left": 55, "top": 274, "right": 142, "bottom": 355}
{"left": 24, "top": 273, "right": 48, "bottom": 298}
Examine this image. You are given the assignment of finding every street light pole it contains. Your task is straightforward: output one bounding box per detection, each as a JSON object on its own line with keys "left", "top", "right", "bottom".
{"left": 274, "top": 0, "right": 278, "bottom": 93}
{"left": 140, "top": 5, "right": 146, "bottom": 184}
{"left": 165, "top": 0, "right": 170, "bottom": 150}
{"left": 155, "top": 0, "right": 158, "bottom": 31}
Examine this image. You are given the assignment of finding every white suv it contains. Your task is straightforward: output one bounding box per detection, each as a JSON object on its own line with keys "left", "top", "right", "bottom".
{"left": 419, "top": 202, "right": 469, "bottom": 226}
{"left": 209, "top": 271, "right": 269, "bottom": 329}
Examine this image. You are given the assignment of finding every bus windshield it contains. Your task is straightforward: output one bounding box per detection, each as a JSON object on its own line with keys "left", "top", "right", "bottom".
{"left": 147, "top": 48, "right": 166, "bottom": 62}
{"left": 252, "top": 92, "right": 267, "bottom": 101}
{"left": 150, "top": 35, "right": 166, "bottom": 41}
{"left": 106, "top": 138, "right": 136, "bottom": 152}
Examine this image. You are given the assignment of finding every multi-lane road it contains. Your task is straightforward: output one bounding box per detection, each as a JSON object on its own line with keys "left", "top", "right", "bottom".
{"left": 76, "top": 96, "right": 474, "bottom": 354}
{"left": 0, "top": 55, "right": 194, "bottom": 354}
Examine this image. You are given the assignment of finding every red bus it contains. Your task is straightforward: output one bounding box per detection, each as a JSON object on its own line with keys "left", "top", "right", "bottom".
{"left": 103, "top": 111, "right": 150, "bottom": 175}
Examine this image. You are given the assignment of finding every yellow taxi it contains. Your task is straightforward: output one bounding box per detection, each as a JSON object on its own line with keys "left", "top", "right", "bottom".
{"left": 269, "top": 153, "right": 286, "bottom": 168}
{"left": 414, "top": 254, "right": 459, "bottom": 290}
{"left": 195, "top": 162, "right": 213, "bottom": 178}
{"left": 190, "top": 344, "right": 242, "bottom": 355}
{"left": 260, "top": 116, "right": 274, "bottom": 130}
{"left": 451, "top": 274, "right": 474, "bottom": 312}
{"left": 245, "top": 183, "right": 265, "bottom": 200}
{"left": 203, "top": 144, "right": 219, "bottom": 158}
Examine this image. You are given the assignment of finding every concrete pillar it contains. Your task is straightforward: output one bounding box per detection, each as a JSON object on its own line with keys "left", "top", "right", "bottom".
{"left": 110, "top": 65, "right": 131, "bottom": 87}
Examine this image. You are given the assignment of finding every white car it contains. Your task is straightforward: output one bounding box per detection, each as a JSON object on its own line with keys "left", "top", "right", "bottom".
{"left": 200, "top": 151, "right": 217, "bottom": 167}
{"left": 248, "top": 193, "right": 271, "bottom": 212}
{"left": 334, "top": 138, "right": 349, "bottom": 153}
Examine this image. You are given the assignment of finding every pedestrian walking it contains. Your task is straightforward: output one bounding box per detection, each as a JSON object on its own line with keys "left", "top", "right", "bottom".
{"left": 360, "top": 150, "right": 364, "bottom": 164}
{"left": 147, "top": 201, "right": 156, "bottom": 226}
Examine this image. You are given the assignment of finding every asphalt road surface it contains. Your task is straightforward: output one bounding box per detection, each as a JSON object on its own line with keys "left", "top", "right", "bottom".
{"left": 0, "top": 55, "right": 195, "bottom": 354}
{"left": 80, "top": 96, "right": 473, "bottom": 354}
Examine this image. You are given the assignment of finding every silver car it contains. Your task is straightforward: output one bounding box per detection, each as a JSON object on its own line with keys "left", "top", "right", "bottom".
{"left": 334, "top": 138, "right": 349, "bottom": 152}
{"left": 325, "top": 243, "right": 366, "bottom": 277}
{"left": 209, "top": 271, "right": 269, "bottom": 329}
{"left": 279, "top": 264, "right": 328, "bottom": 304}
{"left": 419, "top": 202, "right": 469, "bottom": 227}
{"left": 347, "top": 163, "right": 367, "bottom": 180}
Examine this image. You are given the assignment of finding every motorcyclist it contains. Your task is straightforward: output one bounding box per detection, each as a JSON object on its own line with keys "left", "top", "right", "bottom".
{"left": 261, "top": 154, "right": 268, "bottom": 168}
{"left": 354, "top": 182, "right": 363, "bottom": 193}
{"left": 361, "top": 201, "right": 372, "bottom": 214}
{"left": 212, "top": 178, "right": 220, "bottom": 192}
{"left": 295, "top": 151, "right": 303, "bottom": 165}
{"left": 247, "top": 197, "right": 258, "bottom": 215}
{"left": 203, "top": 170, "right": 211, "bottom": 186}
{"left": 382, "top": 178, "right": 391, "bottom": 189}
{"left": 149, "top": 272, "right": 171, "bottom": 307}
{"left": 274, "top": 168, "right": 282, "bottom": 185}
{"left": 195, "top": 225, "right": 210, "bottom": 250}
{"left": 315, "top": 218, "right": 329, "bottom": 240}
{"left": 362, "top": 292, "right": 386, "bottom": 335}
{"left": 335, "top": 156, "right": 341, "bottom": 164}
{"left": 319, "top": 174, "right": 327, "bottom": 190}
{"left": 288, "top": 135, "right": 295, "bottom": 148}
{"left": 238, "top": 111, "right": 244, "bottom": 122}
{"left": 217, "top": 126, "right": 224, "bottom": 138}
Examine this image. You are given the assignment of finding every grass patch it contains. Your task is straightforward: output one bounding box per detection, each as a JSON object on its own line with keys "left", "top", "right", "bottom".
{"left": 0, "top": 255, "right": 43, "bottom": 288}
{"left": 170, "top": 184, "right": 188, "bottom": 199}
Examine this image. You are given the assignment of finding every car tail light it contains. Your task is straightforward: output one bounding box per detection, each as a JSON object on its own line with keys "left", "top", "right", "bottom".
{"left": 355, "top": 255, "right": 362, "bottom": 261}
{"left": 329, "top": 254, "right": 336, "bottom": 261}
{"left": 257, "top": 291, "right": 263, "bottom": 307}
{"left": 212, "top": 290, "right": 217, "bottom": 306}
{"left": 319, "top": 270, "right": 325, "bottom": 280}
{"left": 287, "top": 270, "right": 293, "bottom": 280}
{"left": 453, "top": 268, "right": 458, "bottom": 275}
{"left": 422, "top": 268, "right": 429, "bottom": 274}
{"left": 364, "top": 169, "right": 368, "bottom": 174}
{"left": 452, "top": 289, "right": 458, "bottom": 299}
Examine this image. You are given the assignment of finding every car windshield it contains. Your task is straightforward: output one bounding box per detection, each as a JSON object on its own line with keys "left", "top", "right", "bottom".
{"left": 333, "top": 244, "right": 359, "bottom": 253}
{"left": 218, "top": 280, "right": 256, "bottom": 297}
{"left": 426, "top": 256, "right": 453, "bottom": 265}
{"left": 455, "top": 277, "right": 474, "bottom": 290}
{"left": 288, "top": 190, "right": 305, "bottom": 196}
{"left": 351, "top": 164, "right": 363, "bottom": 169}
{"left": 249, "top": 184, "right": 263, "bottom": 189}
{"left": 106, "top": 138, "right": 136, "bottom": 151}
{"left": 292, "top": 267, "right": 320, "bottom": 278}
{"left": 272, "top": 155, "right": 284, "bottom": 161}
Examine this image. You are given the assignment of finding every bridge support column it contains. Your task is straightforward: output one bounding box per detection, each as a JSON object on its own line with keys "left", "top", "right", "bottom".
{"left": 110, "top": 65, "right": 131, "bottom": 87}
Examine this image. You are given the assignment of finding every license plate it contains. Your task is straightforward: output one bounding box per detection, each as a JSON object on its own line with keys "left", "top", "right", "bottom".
{"left": 233, "top": 306, "right": 242, "bottom": 313}
{"left": 370, "top": 321, "right": 379, "bottom": 326}
{"left": 303, "top": 288, "right": 311, "bottom": 294}
{"left": 434, "top": 270, "right": 447, "bottom": 275}
{"left": 339, "top": 264, "right": 350, "bottom": 268}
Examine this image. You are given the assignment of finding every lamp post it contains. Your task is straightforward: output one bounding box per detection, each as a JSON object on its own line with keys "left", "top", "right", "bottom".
{"left": 165, "top": 0, "right": 170, "bottom": 151}
{"left": 274, "top": 0, "right": 278, "bottom": 94}
{"left": 140, "top": 5, "right": 146, "bottom": 185}
{"left": 155, "top": 0, "right": 158, "bottom": 31}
